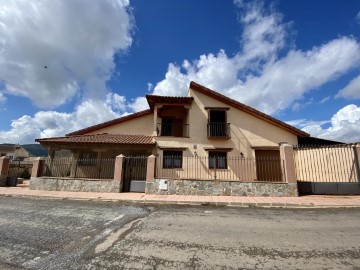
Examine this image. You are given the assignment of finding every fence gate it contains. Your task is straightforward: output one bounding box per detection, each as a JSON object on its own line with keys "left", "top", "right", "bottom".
{"left": 122, "top": 156, "right": 147, "bottom": 192}
{"left": 294, "top": 144, "right": 360, "bottom": 195}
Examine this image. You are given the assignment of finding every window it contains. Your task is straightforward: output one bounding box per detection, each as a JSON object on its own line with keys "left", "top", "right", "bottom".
{"left": 209, "top": 151, "right": 227, "bottom": 169}
{"left": 207, "top": 109, "right": 230, "bottom": 138}
{"left": 163, "top": 150, "right": 182, "bottom": 169}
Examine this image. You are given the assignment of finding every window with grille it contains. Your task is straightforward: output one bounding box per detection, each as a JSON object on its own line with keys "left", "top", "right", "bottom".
{"left": 163, "top": 150, "right": 182, "bottom": 169}
{"left": 208, "top": 151, "right": 227, "bottom": 169}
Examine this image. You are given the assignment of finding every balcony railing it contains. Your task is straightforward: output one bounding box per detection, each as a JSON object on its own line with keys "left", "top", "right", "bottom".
{"left": 157, "top": 123, "right": 189, "bottom": 137}
{"left": 207, "top": 122, "right": 230, "bottom": 138}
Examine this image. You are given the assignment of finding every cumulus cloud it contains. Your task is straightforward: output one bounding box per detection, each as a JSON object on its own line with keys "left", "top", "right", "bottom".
{"left": 301, "top": 104, "right": 360, "bottom": 143}
{"left": 127, "top": 97, "right": 149, "bottom": 112}
{"left": 0, "top": 98, "right": 126, "bottom": 144}
{"left": 0, "top": 0, "right": 133, "bottom": 108}
{"left": 336, "top": 75, "right": 360, "bottom": 100}
{"left": 148, "top": 2, "right": 360, "bottom": 115}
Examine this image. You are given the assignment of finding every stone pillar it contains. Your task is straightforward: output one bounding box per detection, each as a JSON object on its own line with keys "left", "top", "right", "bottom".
{"left": 114, "top": 155, "right": 125, "bottom": 182}
{"left": 31, "top": 157, "right": 44, "bottom": 178}
{"left": 279, "top": 143, "right": 296, "bottom": 183}
{"left": 0, "top": 156, "right": 10, "bottom": 186}
{"left": 146, "top": 155, "right": 156, "bottom": 183}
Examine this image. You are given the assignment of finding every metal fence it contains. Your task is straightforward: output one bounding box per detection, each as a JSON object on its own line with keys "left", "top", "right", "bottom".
{"left": 294, "top": 144, "right": 360, "bottom": 183}
{"left": 40, "top": 158, "right": 115, "bottom": 180}
{"left": 122, "top": 156, "right": 148, "bottom": 192}
{"left": 8, "top": 160, "right": 33, "bottom": 179}
{"left": 155, "top": 156, "right": 284, "bottom": 182}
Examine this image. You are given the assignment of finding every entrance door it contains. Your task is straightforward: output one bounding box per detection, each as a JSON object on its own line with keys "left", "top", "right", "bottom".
{"left": 122, "top": 156, "right": 147, "bottom": 192}
{"left": 255, "top": 150, "right": 283, "bottom": 182}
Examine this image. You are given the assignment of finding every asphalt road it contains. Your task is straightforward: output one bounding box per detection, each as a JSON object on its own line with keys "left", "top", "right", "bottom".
{"left": 0, "top": 196, "right": 359, "bottom": 270}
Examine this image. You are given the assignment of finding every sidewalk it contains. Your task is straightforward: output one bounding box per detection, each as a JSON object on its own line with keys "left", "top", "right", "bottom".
{"left": 1, "top": 182, "right": 360, "bottom": 208}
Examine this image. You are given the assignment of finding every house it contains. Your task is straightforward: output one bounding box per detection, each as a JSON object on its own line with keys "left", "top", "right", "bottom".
{"left": 0, "top": 144, "right": 48, "bottom": 160}
{"left": 34, "top": 81, "right": 310, "bottom": 196}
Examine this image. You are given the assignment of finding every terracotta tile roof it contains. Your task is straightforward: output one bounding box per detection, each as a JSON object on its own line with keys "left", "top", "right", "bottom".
{"left": 66, "top": 109, "right": 152, "bottom": 136}
{"left": 146, "top": 95, "right": 194, "bottom": 110}
{"left": 36, "top": 134, "right": 155, "bottom": 145}
{"left": 190, "top": 81, "right": 310, "bottom": 137}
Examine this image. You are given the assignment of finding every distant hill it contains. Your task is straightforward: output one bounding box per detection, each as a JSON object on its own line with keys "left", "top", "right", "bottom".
{"left": 21, "top": 144, "right": 48, "bottom": 157}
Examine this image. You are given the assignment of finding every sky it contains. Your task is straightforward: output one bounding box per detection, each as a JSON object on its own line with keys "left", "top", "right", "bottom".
{"left": 0, "top": 0, "right": 360, "bottom": 144}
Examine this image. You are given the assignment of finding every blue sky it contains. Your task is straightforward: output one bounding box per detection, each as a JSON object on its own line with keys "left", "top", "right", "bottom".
{"left": 0, "top": 0, "right": 360, "bottom": 143}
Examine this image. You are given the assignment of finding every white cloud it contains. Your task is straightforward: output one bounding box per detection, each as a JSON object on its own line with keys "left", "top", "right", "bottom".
{"left": 302, "top": 104, "right": 360, "bottom": 143}
{"left": 0, "top": 98, "right": 125, "bottom": 144}
{"left": 106, "top": 93, "right": 127, "bottom": 112}
{"left": 127, "top": 97, "right": 149, "bottom": 112}
{"left": 319, "top": 96, "right": 331, "bottom": 104}
{"left": 147, "top": 83, "right": 154, "bottom": 92}
{"left": 336, "top": 75, "right": 360, "bottom": 100}
{"left": 148, "top": 2, "right": 360, "bottom": 115}
{"left": 356, "top": 11, "right": 360, "bottom": 23}
{"left": 0, "top": 0, "right": 133, "bottom": 108}
{"left": 285, "top": 119, "right": 329, "bottom": 129}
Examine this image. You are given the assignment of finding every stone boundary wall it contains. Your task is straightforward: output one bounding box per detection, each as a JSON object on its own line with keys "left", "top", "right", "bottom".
{"left": 30, "top": 177, "right": 121, "bottom": 193}
{"left": 146, "top": 179, "right": 298, "bottom": 197}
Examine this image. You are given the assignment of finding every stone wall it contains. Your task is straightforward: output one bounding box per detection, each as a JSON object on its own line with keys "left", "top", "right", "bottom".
{"left": 146, "top": 179, "right": 298, "bottom": 197}
{"left": 30, "top": 177, "right": 121, "bottom": 193}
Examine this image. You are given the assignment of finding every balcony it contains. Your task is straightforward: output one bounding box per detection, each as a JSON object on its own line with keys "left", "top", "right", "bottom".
{"left": 157, "top": 123, "right": 189, "bottom": 137}
{"left": 207, "top": 123, "right": 230, "bottom": 139}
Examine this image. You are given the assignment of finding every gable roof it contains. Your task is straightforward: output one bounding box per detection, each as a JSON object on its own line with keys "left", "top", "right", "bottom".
{"left": 36, "top": 134, "right": 155, "bottom": 145}
{"left": 66, "top": 109, "right": 152, "bottom": 136}
{"left": 189, "top": 81, "right": 309, "bottom": 137}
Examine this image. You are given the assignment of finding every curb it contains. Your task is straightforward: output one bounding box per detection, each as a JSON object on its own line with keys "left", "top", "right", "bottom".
{"left": 1, "top": 193, "right": 360, "bottom": 209}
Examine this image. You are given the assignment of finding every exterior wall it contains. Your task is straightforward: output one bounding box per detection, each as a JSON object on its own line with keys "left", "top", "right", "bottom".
{"left": 146, "top": 179, "right": 298, "bottom": 197}
{"left": 155, "top": 154, "right": 258, "bottom": 181}
{"left": 86, "top": 113, "right": 154, "bottom": 135}
{"left": 155, "top": 88, "right": 298, "bottom": 158}
{"left": 30, "top": 177, "right": 121, "bottom": 192}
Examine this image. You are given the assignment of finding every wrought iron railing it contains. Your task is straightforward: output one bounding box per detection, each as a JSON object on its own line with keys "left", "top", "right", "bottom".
{"left": 207, "top": 123, "right": 230, "bottom": 138}
{"left": 156, "top": 123, "right": 189, "bottom": 137}
{"left": 40, "top": 158, "right": 115, "bottom": 180}
{"left": 155, "top": 156, "right": 284, "bottom": 182}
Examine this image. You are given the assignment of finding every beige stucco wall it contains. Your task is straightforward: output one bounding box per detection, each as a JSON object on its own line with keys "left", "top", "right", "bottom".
{"left": 155, "top": 88, "right": 298, "bottom": 158}
{"left": 80, "top": 86, "right": 298, "bottom": 163}
{"left": 86, "top": 113, "right": 153, "bottom": 135}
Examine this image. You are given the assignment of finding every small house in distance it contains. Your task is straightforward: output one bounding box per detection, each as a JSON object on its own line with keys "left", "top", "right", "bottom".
{"left": 34, "top": 81, "right": 311, "bottom": 196}
{"left": 0, "top": 144, "right": 48, "bottom": 161}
